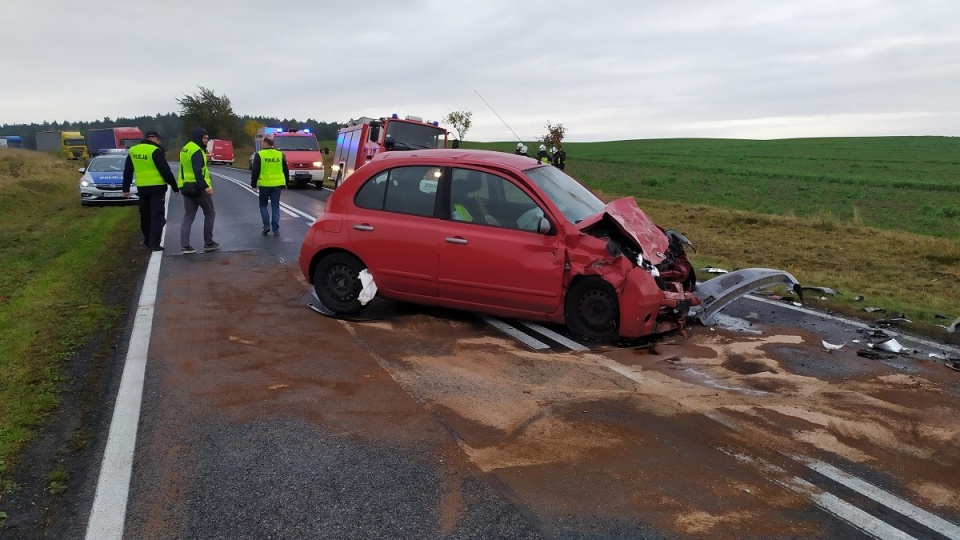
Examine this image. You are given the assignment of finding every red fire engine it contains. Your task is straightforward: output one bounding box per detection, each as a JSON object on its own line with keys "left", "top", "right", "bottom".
{"left": 330, "top": 114, "right": 455, "bottom": 188}
{"left": 253, "top": 127, "right": 327, "bottom": 189}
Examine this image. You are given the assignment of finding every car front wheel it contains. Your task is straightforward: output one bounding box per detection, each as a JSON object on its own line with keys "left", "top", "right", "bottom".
{"left": 565, "top": 277, "right": 619, "bottom": 340}
{"left": 314, "top": 252, "right": 365, "bottom": 314}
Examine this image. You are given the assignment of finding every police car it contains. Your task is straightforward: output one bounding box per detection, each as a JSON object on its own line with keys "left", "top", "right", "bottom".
{"left": 78, "top": 149, "right": 137, "bottom": 205}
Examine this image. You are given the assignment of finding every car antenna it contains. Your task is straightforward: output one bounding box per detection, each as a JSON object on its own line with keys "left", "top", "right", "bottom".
{"left": 474, "top": 89, "right": 523, "bottom": 143}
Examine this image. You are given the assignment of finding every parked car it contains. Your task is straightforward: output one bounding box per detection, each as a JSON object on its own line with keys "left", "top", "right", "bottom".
{"left": 299, "top": 149, "right": 711, "bottom": 340}
{"left": 78, "top": 150, "right": 136, "bottom": 205}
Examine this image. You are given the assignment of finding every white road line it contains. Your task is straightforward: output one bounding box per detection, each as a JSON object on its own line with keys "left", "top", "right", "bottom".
{"left": 211, "top": 171, "right": 318, "bottom": 221}
{"left": 722, "top": 449, "right": 918, "bottom": 540}
{"left": 479, "top": 315, "right": 549, "bottom": 350}
{"left": 85, "top": 196, "right": 171, "bottom": 539}
{"left": 794, "top": 455, "right": 960, "bottom": 539}
{"left": 518, "top": 321, "right": 589, "bottom": 351}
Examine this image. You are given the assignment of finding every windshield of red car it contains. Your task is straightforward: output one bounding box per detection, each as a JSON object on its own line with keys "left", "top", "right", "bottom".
{"left": 524, "top": 166, "right": 605, "bottom": 224}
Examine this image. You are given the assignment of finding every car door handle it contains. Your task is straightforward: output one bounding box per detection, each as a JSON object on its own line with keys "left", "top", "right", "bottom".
{"left": 444, "top": 237, "right": 468, "bottom": 244}
{"left": 353, "top": 224, "right": 374, "bottom": 231}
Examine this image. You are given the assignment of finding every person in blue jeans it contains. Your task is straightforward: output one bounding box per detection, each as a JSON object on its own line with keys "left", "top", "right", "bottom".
{"left": 250, "top": 135, "right": 289, "bottom": 235}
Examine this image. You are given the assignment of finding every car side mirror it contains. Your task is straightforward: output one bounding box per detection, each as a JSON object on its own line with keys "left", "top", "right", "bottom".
{"left": 537, "top": 217, "right": 552, "bottom": 234}
{"left": 78, "top": 167, "right": 86, "bottom": 173}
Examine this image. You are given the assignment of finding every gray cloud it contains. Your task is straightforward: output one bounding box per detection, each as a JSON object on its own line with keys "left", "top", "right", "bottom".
{"left": 3, "top": 0, "right": 958, "bottom": 141}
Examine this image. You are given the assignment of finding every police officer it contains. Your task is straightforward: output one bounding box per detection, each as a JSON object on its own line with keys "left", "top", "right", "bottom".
{"left": 122, "top": 130, "right": 179, "bottom": 252}
{"left": 178, "top": 127, "right": 220, "bottom": 254}
{"left": 250, "top": 135, "right": 289, "bottom": 235}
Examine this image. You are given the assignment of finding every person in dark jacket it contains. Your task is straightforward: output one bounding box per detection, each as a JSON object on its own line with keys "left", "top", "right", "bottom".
{"left": 123, "top": 131, "right": 179, "bottom": 251}
{"left": 178, "top": 127, "right": 220, "bottom": 254}
{"left": 553, "top": 144, "right": 567, "bottom": 170}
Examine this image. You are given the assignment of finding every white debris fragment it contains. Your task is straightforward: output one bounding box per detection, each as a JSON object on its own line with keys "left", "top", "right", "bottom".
{"left": 871, "top": 338, "right": 907, "bottom": 354}
{"left": 358, "top": 269, "right": 378, "bottom": 305}
{"left": 822, "top": 340, "right": 845, "bottom": 352}
{"left": 936, "top": 316, "right": 960, "bottom": 333}
{"left": 699, "top": 267, "right": 729, "bottom": 275}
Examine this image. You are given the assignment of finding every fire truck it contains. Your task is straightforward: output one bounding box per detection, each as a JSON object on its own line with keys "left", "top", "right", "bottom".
{"left": 253, "top": 127, "right": 327, "bottom": 188}
{"left": 330, "top": 114, "right": 455, "bottom": 189}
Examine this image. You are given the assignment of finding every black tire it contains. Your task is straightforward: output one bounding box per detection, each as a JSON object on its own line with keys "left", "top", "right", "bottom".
{"left": 314, "top": 180, "right": 323, "bottom": 189}
{"left": 314, "top": 252, "right": 365, "bottom": 314}
{"left": 565, "top": 277, "right": 619, "bottom": 340}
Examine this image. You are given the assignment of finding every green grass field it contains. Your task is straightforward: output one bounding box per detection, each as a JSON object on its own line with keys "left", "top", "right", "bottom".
{"left": 0, "top": 149, "right": 139, "bottom": 496}
{"left": 466, "top": 137, "right": 960, "bottom": 239}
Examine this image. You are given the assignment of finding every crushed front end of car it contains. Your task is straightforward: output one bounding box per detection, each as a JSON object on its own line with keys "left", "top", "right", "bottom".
{"left": 571, "top": 197, "right": 700, "bottom": 339}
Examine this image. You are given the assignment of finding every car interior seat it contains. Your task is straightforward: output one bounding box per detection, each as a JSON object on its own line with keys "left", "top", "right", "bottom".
{"left": 451, "top": 171, "right": 485, "bottom": 222}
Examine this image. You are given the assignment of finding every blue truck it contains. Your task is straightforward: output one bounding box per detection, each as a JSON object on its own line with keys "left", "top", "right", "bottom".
{"left": 0, "top": 135, "right": 24, "bottom": 148}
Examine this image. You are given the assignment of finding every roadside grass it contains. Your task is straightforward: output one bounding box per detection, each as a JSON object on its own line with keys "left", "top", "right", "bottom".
{"left": 464, "top": 138, "right": 960, "bottom": 341}
{"left": 0, "top": 148, "right": 139, "bottom": 489}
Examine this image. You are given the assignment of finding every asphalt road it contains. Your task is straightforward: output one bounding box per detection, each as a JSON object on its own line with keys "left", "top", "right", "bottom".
{"left": 29, "top": 165, "right": 960, "bottom": 539}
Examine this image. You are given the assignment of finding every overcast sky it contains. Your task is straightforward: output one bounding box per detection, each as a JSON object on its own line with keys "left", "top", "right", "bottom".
{"left": 3, "top": 0, "right": 958, "bottom": 142}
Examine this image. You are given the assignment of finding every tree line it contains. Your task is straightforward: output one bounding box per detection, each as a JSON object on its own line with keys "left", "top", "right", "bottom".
{"left": 2, "top": 86, "right": 564, "bottom": 151}
{"left": 0, "top": 87, "right": 341, "bottom": 151}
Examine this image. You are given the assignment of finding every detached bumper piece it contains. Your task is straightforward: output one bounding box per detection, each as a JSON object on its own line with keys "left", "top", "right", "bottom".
{"left": 690, "top": 268, "right": 802, "bottom": 326}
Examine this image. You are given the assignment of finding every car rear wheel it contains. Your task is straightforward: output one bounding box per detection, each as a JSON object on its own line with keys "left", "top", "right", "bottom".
{"left": 314, "top": 252, "right": 365, "bottom": 314}
{"left": 565, "top": 277, "right": 619, "bottom": 340}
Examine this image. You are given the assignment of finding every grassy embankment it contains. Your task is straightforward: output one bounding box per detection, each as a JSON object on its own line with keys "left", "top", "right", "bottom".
{"left": 0, "top": 149, "right": 138, "bottom": 499}
{"left": 465, "top": 138, "right": 960, "bottom": 338}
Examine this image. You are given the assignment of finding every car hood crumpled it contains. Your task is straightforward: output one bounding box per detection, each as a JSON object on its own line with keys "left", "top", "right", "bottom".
{"left": 576, "top": 197, "right": 670, "bottom": 265}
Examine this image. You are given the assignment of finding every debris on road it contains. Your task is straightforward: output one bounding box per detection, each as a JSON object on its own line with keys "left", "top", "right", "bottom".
{"left": 802, "top": 286, "right": 839, "bottom": 296}
{"left": 821, "top": 340, "right": 845, "bottom": 352}
{"left": 699, "top": 267, "right": 729, "bottom": 275}
{"left": 936, "top": 316, "right": 960, "bottom": 333}
{"left": 691, "top": 268, "right": 803, "bottom": 326}
{"left": 875, "top": 316, "right": 913, "bottom": 326}
{"left": 872, "top": 337, "right": 910, "bottom": 354}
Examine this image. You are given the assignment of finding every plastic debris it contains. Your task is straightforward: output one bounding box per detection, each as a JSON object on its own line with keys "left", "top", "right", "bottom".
{"left": 803, "top": 286, "right": 838, "bottom": 296}
{"left": 936, "top": 316, "right": 960, "bottom": 333}
{"left": 853, "top": 295, "right": 864, "bottom": 302}
{"left": 358, "top": 269, "right": 377, "bottom": 305}
{"left": 871, "top": 338, "right": 908, "bottom": 354}
{"left": 876, "top": 317, "right": 912, "bottom": 326}
{"left": 699, "top": 267, "right": 729, "bottom": 275}
{"left": 822, "top": 340, "right": 845, "bottom": 352}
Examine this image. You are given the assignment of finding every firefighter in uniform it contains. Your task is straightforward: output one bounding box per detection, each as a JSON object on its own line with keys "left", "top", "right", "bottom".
{"left": 250, "top": 135, "right": 290, "bottom": 235}
{"left": 178, "top": 127, "right": 220, "bottom": 254}
{"left": 122, "top": 130, "right": 179, "bottom": 252}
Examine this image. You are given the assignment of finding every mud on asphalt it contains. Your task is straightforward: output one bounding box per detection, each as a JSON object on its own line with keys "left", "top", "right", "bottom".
{"left": 4, "top": 243, "right": 960, "bottom": 538}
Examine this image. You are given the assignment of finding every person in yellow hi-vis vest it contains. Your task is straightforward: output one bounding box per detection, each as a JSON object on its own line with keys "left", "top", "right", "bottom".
{"left": 178, "top": 128, "right": 220, "bottom": 254}
{"left": 250, "top": 135, "right": 289, "bottom": 236}
{"left": 122, "top": 130, "right": 180, "bottom": 252}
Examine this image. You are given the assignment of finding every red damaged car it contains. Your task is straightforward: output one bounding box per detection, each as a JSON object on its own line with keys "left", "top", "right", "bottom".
{"left": 299, "top": 149, "right": 796, "bottom": 340}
